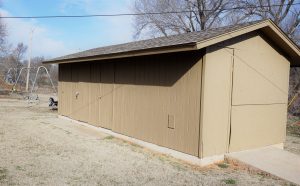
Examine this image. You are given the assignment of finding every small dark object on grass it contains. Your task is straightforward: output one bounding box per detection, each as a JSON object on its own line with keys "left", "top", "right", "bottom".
{"left": 49, "top": 97, "right": 58, "bottom": 110}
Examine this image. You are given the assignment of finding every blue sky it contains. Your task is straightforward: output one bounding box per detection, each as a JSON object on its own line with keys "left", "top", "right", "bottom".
{"left": 1, "top": 0, "right": 134, "bottom": 59}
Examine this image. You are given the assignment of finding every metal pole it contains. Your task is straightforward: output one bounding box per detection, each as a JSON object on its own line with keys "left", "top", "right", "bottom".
{"left": 11, "top": 67, "right": 26, "bottom": 93}
{"left": 25, "top": 28, "right": 34, "bottom": 92}
{"left": 30, "top": 66, "right": 40, "bottom": 94}
{"left": 43, "top": 67, "right": 57, "bottom": 94}
{"left": 30, "top": 66, "right": 57, "bottom": 95}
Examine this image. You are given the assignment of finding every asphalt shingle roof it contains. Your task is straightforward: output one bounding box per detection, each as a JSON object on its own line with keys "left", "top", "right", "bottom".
{"left": 49, "top": 20, "right": 265, "bottom": 62}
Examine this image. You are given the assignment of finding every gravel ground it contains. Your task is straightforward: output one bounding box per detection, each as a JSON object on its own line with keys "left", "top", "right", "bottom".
{"left": 285, "top": 136, "right": 300, "bottom": 156}
{"left": 0, "top": 95, "right": 296, "bottom": 186}
{"left": 285, "top": 116, "right": 300, "bottom": 156}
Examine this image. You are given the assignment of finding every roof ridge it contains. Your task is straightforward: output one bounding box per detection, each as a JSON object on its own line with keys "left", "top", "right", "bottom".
{"left": 47, "top": 19, "right": 271, "bottom": 62}
{"left": 54, "top": 19, "right": 266, "bottom": 59}
{"left": 85, "top": 19, "right": 267, "bottom": 52}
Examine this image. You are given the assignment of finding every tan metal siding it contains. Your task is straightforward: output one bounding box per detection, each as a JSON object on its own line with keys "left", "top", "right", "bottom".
{"left": 65, "top": 64, "right": 73, "bottom": 117}
{"left": 59, "top": 51, "right": 202, "bottom": 156}
{"left": 231, "top": 34, "right": 290, "bottom": 105}
{"left": 200, "top": 32, "right": 290, "bottom": 156}
{"left": 88, "top": 63, "right": 101, "bottom": 126}
{"left": 71, "top": 63, "right": 80, "bottom": 120}
{"left": 58, "top": 64, "right": 63, "bottom": 115}
{"left": 228, "top": 33, "right": 290, "bottom": 152}
{"left": 113, "top": 52, "right": 202, "bottom": 156}
{"left": 77, "top": 63, "right": 90, "bottom": 122}
{"left": 200, "top": 46, "right": 233, "bottom": 158}
{"left": 58, "top": 63, "right": 72, "bottom": 116}
{"left": 99, "top": 62, "right": 114, "bottom": 129}
{"left": 229, "top": 104, "right": 287, "bottom": 152}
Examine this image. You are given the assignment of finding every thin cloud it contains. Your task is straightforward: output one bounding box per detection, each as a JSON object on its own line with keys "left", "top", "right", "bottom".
{"left": 1, "top": 1, "right": 134, "bottom": 59}
{"left": 0, "top": 9, "right": 73, "bottom": 59}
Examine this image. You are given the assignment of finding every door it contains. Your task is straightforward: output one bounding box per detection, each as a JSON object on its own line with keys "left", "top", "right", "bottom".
{"left": 228, "top": 35, "right": 290, "bottom": 152}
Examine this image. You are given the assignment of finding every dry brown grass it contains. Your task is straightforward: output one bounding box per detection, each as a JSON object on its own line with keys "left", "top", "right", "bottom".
{"left": 0, "top": 95, "right": 296, "bottom": 186}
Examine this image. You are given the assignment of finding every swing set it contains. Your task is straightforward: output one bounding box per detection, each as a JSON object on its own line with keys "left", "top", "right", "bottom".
{"left": 10, "top": 66, "right": 57, "bottom": 101}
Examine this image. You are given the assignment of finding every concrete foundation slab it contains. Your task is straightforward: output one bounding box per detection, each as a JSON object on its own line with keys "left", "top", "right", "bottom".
{"left": 226, "top": 146, "right": 300, "bottom": 185}
{"left": 59, "top": 115, "right": 224, "bottom": 167}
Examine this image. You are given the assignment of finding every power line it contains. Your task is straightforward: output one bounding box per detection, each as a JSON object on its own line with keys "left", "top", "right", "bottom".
{"left": 0, "top": 2, "right": 299, "bottom": 19}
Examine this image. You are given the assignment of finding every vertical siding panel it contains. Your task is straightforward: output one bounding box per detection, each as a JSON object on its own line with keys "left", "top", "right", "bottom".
{"left": 58, "top": 64, "right": 63, "bottom": 115}
{"left": 112, "top": 52, "right": 202, "bottom": 156}
{"left": 200, "top": 47, "right": 233, "bottom": 158}
{"left": 89, "top": 63, "right": 101, "bottom": 126}
{"left": 59, "top": 63, "right": 72, "bottom": 116}
{"left": 99, "top": 62, "right": 114, "bottom": 129}
{"left": 112, "top": 59, "right": 136, "bottom": 136}
{"left": 78, "top": 63, "right": 90, "bottom": 122}
{"left": 62, "top": 51, "right": 202, "bottom": 156}
{"left": 71, "top": 63, "right": 80, "bottom": 120}
{"left": 63, "top": 63, "right": 72, "bottom": 117}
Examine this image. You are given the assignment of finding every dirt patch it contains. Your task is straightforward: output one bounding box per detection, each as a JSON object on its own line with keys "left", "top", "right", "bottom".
{"left": 0, "top": 96, "right": 297, "bottom": 185}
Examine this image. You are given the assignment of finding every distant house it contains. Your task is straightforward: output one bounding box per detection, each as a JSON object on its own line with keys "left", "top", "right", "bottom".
{"left": 44, "top": 19, "right": 300, "bottom": 164}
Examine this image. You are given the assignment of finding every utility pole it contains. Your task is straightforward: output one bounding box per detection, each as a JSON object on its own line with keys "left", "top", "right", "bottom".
{"left": 25, "top": 28, "right": 34, "bottom": 92}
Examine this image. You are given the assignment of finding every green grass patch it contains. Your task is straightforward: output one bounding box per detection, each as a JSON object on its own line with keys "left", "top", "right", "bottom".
{"left": 217, "top": 163, "right": 229, "bottom": 168}
{"left": 287, "top": 116, "right": 300, "bottom": 137}
{"left": 0, "top": 167, "right": 7, "bottom": 181}
{"left": 287, "top": 124, "right": 300, "bottom": 137}
{"left": 170, "top": 161, "right": 185, "bottom": 171}
{"left": 103, "top": 135, "right": 114, "bottom": 140}
{"left": 223, "top": 179, "right": 236, "bottom": 185}
{"left": 288, "top": 183, "right": 297, "bottom": 186}
{"left": 287, "top": 116, "right": 300, "bottom": 125}
{"left": 158, "top": 156, "right": 166, "bottom": 162}
{"left": 130, "top": 143, "right": 142, "bottom": 148}
{"left": 15, "top": 166, "right": 25, "bottom": 171}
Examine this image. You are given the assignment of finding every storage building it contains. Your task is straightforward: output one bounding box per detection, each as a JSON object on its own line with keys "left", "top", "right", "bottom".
{"left": 44, "top": 19, "right": 300, "bottom": 162}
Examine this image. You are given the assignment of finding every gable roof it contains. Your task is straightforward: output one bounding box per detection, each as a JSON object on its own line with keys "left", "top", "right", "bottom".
{"left": 44, "top": 19, "right": 300, "bottom": 66}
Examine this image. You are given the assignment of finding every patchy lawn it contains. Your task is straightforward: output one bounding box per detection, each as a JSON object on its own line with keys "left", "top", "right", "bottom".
{"left": 0, "top": 96, "right": 296, "bottom": 185}
{"left": 285, "top": 115, "right": 300, "bottom": 156}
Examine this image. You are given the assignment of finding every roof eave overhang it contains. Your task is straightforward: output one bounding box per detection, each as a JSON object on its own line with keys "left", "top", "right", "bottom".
{"left": 44, "top": 19, "right": 300, "bottom": 66}
{"left": 195, "top": 19, "right": 300, "bottom": 66}
{"left": 43, "top": 43, "right": 198, "bottom": 64}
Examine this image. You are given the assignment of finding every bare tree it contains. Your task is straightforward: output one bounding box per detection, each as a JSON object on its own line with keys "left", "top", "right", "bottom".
{"left": 133, "top": 0, "right": 234, "bottom": 38}
{"left": 236, "top": 0, "right": 300, "bottom": 44}
{"left": 236, "top": 0, "right": 300, "bottom": 115}
{"left": 0, "top": 1, "right": 7, "bottom": 57}
{"left": 133, "top": 0, "right": 299, "bottom": 44}
{"left": 29, "top": 56, "right": 58, "bottom": 87}
{"left": 2, "top": 43, "right": 28, "bottom": 84}
{"left": 13, "top": 43, "right": 28, "bottom": 62}
{"left": 0, "top": 19, "right": 7, "bottom": 56}
{"left": 289, "top": 68, "right": 300, "bottom": 115}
